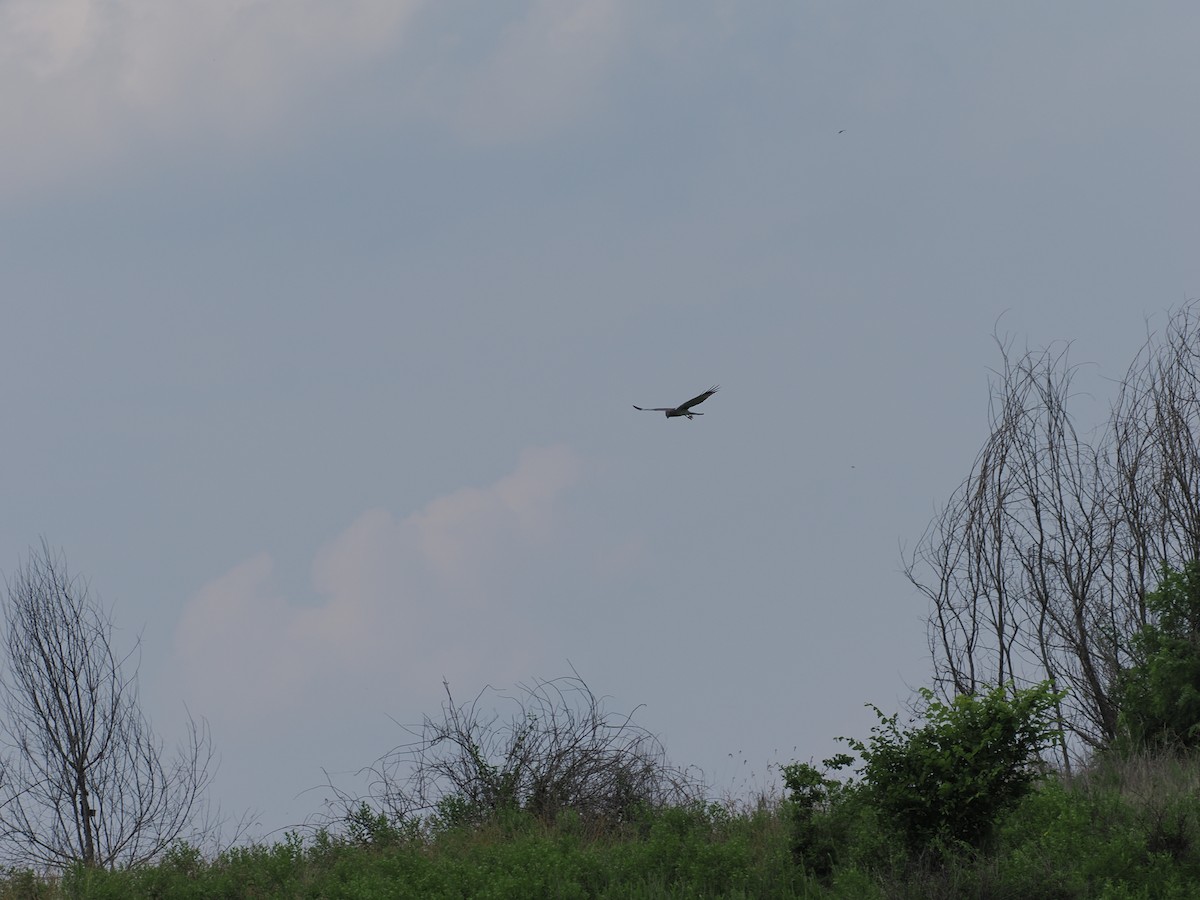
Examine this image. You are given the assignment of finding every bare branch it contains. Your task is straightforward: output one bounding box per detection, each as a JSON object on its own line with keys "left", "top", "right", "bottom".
{"left": 908, "top": 303, "right": 1200, "bottom": 766}
{"left": 323, "top": 670, "right": 704, "bottom": 834}
{"left": 0, "top": 540, "right": 215, "bottom": 870}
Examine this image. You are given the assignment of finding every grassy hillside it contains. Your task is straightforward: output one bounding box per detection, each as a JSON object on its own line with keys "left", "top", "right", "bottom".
{"left": 4, "top": 748, "right": 1200, "bottom": 900}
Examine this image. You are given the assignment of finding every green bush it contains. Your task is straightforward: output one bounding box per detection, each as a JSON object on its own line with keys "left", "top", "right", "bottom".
{"left": 1118, "top": 561, "right": 1200, "bottom": 751}
{"left": 843, "top": 682, "right": 1064, "bottom": 859}
{"left": 781, "top": 755, "right": 875, "bottom": 880}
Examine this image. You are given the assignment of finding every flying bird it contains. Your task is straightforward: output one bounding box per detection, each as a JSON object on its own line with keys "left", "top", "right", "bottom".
{"left": 633, "top": 385, "right": 719, "bottom": 419}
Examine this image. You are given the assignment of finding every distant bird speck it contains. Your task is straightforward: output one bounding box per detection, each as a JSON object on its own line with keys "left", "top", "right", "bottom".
{"left": 838, "top": 129, "right": 845, "bottom": 134}
{"left": 633, "top": 385, "right": 719, "bottom": 420}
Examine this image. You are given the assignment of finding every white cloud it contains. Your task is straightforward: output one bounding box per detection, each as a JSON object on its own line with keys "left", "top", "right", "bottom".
{"left": 0, "top": 0, "right": 424, "bottom": 193}
{"left": 174, "top": 445, "right": 581, "bottom": 720}
{"left": 0, "top": 0, "right": 638, "bottom": 193}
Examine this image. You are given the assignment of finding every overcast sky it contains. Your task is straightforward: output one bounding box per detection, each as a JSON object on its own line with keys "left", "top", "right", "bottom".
{"left": 3, "top": 1, "right": 1199, "bottom": 838}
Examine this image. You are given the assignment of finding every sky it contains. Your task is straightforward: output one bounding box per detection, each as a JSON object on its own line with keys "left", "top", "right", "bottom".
{"left": 2, "top": 0, "right": 1199, "bottom": 839}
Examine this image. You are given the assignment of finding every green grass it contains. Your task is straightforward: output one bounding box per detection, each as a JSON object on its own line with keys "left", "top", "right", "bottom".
{"left": 7, "top": 751, "right": 1200, "bottom": 899}
{"left": 46, "top": 803, "right": 813, "bottom": 900}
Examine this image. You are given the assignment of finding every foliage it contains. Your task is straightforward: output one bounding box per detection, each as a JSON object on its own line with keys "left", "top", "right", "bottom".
{"left": 5, "top": 750, "right": 1200, "bottom": 898}
{"left": 987, "top": 751, "right": 1200, "bottom": 899}
{"left": 45, "top": 801, "right": 807, "bottom": 899}
{"left": 781, "top": 755, "right": 869, "bottom": 880}
{"left": 344, "top": 803, "right": 422, "bottom": 848}
{"left": 843, "top": 682, "right": 1064, "bottom": 858}
{"left": 1117, "top": 561, "right": 1200, "bottom": 750}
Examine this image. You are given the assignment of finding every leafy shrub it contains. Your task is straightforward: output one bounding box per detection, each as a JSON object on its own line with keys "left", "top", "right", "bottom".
{"left": 843, "top": 682, "right": 1063, "bottom": 859}
{"left": 781, "top": 755, "right": 864, "bottom": 879}
{"left": 1117, "top": 561, "right": 1200, "bottom": 751}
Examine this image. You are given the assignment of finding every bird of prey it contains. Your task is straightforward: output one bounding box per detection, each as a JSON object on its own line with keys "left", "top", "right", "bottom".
{"left": 633, "top": 385, "right": 719, "bottom": 419}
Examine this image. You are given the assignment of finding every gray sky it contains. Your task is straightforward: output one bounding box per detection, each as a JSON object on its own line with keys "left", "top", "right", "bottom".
{"left": 3, "top": 1, "right": 1198, "bottom": 837}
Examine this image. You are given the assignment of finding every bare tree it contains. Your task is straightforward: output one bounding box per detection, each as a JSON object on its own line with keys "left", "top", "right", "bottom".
{"left": 326, "top": 671, "right": 704, "bottom": 832}
{"left": 0, "top": 541, "right": 214, "bottom": 869}
{"left": 907, "top": 303, "right": 1200, "bottom": 765}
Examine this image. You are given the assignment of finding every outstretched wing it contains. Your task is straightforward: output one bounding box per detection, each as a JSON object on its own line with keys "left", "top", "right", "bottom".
{"left": 677, "top": 385, "right": 719, "bottom": 411}
{"left": 632, "top": 405, "right": 673, "bottom": 412}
